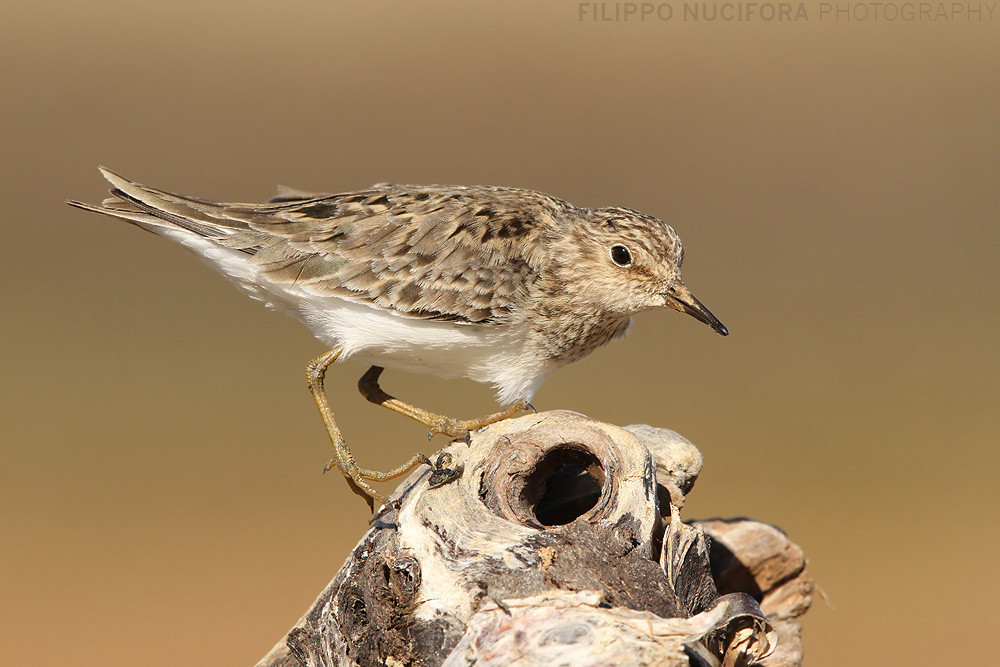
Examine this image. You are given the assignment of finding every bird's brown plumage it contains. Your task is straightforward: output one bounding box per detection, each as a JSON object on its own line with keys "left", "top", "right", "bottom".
{"left": 73, "top": 172, "right": 580, "bottom": 325}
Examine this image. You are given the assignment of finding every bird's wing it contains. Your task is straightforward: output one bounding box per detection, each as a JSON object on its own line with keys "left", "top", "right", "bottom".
{"left": 226, "top": 184, "right": 569, "bottom": 323}
{"left": 71, "top": 170, "right": 568, "bottom": 324}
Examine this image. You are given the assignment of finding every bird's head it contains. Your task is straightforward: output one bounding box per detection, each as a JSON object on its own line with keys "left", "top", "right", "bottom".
{"left": 556, "top": 207, "right": 728, "bottom": 336}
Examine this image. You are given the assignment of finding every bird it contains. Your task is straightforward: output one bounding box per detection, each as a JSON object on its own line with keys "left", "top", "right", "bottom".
{"left": 69, "top": 168, "right": 728, "bottom": 510}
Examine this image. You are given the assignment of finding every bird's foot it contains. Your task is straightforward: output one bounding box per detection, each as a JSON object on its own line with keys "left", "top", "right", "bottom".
{"left": 324, "top": 451, "right": 433, "bottom": 513}
{"left": 419, "top": 399, "right": 535, "bottom": 438}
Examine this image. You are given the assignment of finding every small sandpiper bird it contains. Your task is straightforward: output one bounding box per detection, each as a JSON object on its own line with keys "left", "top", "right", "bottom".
{"left": 70, "top": 169, "right": 727, "bottom": 509}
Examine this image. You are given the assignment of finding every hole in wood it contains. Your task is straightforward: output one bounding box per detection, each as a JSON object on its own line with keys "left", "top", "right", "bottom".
{"left": 528, "top": 446, "right": 606, "bottom": 526}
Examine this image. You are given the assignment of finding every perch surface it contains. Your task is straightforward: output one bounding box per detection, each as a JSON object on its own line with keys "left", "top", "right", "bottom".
{"left": 257, "top": 410, "right": 811, "bottom": 667}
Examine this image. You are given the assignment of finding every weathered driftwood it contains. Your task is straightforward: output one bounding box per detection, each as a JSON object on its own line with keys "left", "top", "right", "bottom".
{"left": 257, "top": 410, "right": 812, "bottom": 666}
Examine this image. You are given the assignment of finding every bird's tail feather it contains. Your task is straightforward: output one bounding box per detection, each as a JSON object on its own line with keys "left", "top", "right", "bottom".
{"left": 67, "top": 167, "right": 249, "bottom": 240}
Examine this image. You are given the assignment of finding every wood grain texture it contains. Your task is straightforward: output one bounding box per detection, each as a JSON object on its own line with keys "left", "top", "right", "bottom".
{"left": 257, "top": 411, "right": 810, "bottom": 666}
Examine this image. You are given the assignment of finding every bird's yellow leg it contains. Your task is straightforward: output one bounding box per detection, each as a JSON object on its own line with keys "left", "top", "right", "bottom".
{"left": 306, "top": 350, "right": 431, "bottom": 510}
{"left": 357, "top": 366, "right": 533, "bottom": 438}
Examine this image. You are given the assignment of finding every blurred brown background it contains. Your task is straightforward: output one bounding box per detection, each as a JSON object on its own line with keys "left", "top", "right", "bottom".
{"left": 3, "top": 1, "right": 998, "bottom": 664}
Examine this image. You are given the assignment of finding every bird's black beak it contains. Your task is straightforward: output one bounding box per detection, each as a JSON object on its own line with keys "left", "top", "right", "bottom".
{"left": 664, "top": 282, "right": 729, "bottom": 336}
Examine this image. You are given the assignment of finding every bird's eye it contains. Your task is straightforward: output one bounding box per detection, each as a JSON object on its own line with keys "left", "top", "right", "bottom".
{"left": 610, "top": 244, "right": 632, "bottom": 267}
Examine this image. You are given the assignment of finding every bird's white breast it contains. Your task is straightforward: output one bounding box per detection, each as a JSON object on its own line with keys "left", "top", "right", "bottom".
{"left": 298, "top": 296, "right": 554, "bottom": 404}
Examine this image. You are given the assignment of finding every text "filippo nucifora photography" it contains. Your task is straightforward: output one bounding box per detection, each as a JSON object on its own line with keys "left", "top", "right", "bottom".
{"left": 578, "top": 2, "right": 997, "bottom": 22}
